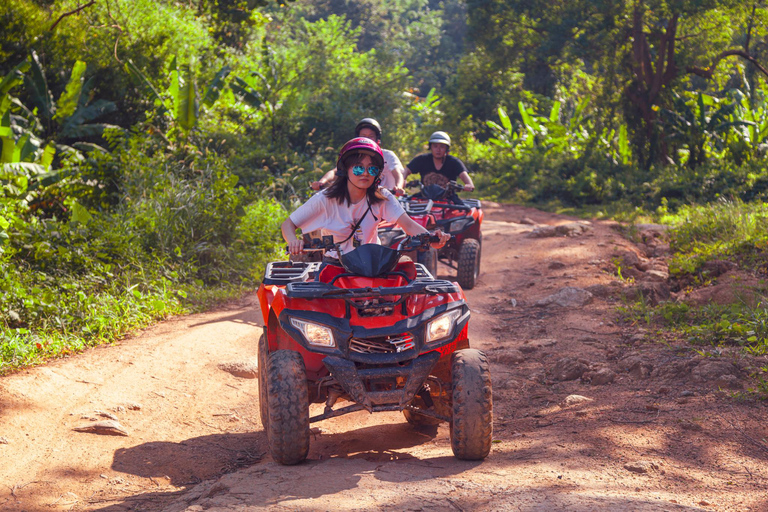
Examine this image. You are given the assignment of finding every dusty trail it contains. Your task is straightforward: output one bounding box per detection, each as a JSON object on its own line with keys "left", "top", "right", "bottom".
{"left": 1, "top": 203, "right": 766, "bottom": 511}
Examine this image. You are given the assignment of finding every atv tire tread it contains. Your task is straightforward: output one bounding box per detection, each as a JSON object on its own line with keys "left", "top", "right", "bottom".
{"left": 418, "top": 247, "right": 439, "bottom": 278}
{"left": 266, "top": 350, "right": 310, "bottom": 465}
{"left": 257, "top": 334, "right": 269, "bottom": 428}
{"left": 450, "top": 349, "right": 493, "bottom": 460}
{"left": 457, "top": 238, "right": 481, "bottom": 289}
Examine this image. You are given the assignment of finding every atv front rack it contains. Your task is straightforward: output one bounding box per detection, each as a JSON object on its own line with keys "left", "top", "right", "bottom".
{"left": 463, "top": 198, "right": 482, "bottom": 209}
{"left": 286, "top": 278, "right": 460, "bottom": 299}
{"left": 402, "top": 199, "right": 433, "bottom": 215}
{"left": 262, "top": 261, "right": 322, "bottom": 285}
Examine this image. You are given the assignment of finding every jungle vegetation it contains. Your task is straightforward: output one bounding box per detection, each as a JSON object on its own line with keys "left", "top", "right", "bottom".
{"left": 2, "top": 0, "right": 768, "bottom": 372}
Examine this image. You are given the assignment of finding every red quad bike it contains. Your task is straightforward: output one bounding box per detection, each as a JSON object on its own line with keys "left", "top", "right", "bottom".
{"left": 378, "top": 181, "right": 483, "bottom": 289}
{"left": 256, "top": 234, "right": 492, "bottom": 465}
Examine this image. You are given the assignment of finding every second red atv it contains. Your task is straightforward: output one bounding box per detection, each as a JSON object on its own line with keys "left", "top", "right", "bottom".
{"left": 378, "top": 181, "right": 483, "bottom": 289}
{"left": 256, "top": 234, "right": 492, "bottom": 465}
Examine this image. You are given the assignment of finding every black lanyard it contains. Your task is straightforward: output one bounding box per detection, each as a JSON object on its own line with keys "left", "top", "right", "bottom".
{"left": 339, "top": 198, "right": 379, "bottom": 245}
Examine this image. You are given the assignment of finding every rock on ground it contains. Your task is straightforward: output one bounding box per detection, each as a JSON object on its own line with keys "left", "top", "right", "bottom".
{"left": 535, "top": 287, "right": 594, "bottom": 308}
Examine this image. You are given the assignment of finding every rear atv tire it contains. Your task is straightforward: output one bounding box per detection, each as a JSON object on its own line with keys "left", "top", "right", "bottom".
{"left": 257, "top": 334, "right": 269, "bottom": 428}
{"left": 403, "top": 394, "right": 441, "bottom": 426}
{"left": 266, "top": 350, "right": 310, "bottom": 465}
{"left": 450, "top": 349, "right": 492, "bottom": 460}
{"left": 418, "top": 247, "right": 439, "bottom": 278}
{"left": 457, "top": 238, "right": 481, "bottom": 289}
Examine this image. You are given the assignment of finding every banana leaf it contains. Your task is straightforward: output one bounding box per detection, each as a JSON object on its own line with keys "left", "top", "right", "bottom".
{"left": 202, "top": 65, "right": 232, "bottom": 108}
{"left": 175, "top": 63, "right": 198, "bottom": 132}
{"left": 54, "top": 60, "right": 87, "bottom": 122}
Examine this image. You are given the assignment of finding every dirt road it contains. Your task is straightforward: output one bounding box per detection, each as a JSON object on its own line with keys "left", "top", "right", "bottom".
{"left": 1, "top": 204, "right": 766, "bottom": 511}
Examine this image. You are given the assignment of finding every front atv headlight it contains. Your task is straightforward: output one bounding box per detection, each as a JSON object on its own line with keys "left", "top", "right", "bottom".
{"left": 290, "top": 318, "right": 335, "bottom": 347}
{"left": 448, "top": 218, "right": 474, "bottom": 233}
{"left": 426, "top": 309, "right": 462, "bottom": 343}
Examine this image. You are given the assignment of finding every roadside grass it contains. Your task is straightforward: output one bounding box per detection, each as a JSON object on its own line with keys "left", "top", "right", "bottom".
{"left": 0, "top": 195, "right": 286, "bottom": 376}
{"left": 611, "top": 199, "right": 768, "bottom": 398}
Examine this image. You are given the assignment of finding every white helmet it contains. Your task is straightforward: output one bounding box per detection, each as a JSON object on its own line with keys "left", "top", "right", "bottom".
{"left": 428, "top": 131, "right": 451, "bottom": 147}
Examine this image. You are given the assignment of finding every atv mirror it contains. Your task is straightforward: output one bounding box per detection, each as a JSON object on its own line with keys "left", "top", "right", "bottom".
{"left": 339, "top": 244, "right": 400, "bottom": 277}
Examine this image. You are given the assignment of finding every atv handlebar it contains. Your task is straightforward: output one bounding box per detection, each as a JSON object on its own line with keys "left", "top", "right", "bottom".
{"left": 286, "top": 232, "right": 447, "bottom": 254}
{"left": 406, "top": 180, "right": 465, "bottom": 192}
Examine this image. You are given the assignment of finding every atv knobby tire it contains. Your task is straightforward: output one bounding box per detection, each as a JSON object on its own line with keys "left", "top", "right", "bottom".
{"left": 457, "top": 238, "right": 481, "bottom": 289}
{"left": 403, "top": 394, "right": 442, "bottom": 426}
{"left": 450, "top": 349, "right": 492, "bottom": 460}
{"left": 418, "top": 247, "right": 439, "bottom": 278}
{"left": 257, "top": 334, "right": 269, "bottom": 428}
{"left": 266, "top": 350, "right": 310, "bottom": 465}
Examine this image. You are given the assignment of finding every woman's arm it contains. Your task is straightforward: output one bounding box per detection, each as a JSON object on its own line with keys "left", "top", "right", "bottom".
{"left": 281, "top": 217, "right": 304, "bottom": 255}
{"left": 395, "top": 213, "right": 450, "bottom": 248}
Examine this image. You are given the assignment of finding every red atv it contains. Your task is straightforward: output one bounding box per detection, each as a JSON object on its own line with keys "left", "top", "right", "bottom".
{"left": 378, "top": 181, "right": 483, "bottom": 289}
{"left": 256, "top": 234, "right": 492, "bottom": 465}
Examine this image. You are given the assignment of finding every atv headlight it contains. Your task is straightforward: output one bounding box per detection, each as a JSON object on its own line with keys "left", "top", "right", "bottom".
{"left": 448, "top": 218, "right": 474, "bottom": 234}
{"left": 426, "top": 309, "right": 462, "bottom": 343}
{"left": 290, "top": 318, "right": 335, "bottom": 347}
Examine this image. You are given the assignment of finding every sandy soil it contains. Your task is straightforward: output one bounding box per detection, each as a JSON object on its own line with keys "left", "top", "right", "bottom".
{"left": 1, "top": 203, "right": 767, "bottom": 512}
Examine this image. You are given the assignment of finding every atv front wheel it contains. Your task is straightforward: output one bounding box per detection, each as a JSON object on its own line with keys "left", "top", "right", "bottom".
{"left": 266, "top": 350, "right": 310, "bottom": 465}
{"left": 457, "top": 238, "right": 481, "bottom": 289}
{"left": 417, "top": 247, "right": 439, "bottom": 278}
{"left": 257, "top": 334, "right": 269, "bottom": 428}
{"left": 450, "top": 349, "right": 492, "bottom": 460}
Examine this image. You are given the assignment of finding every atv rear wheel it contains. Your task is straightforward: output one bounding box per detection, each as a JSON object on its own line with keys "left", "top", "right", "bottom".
{"left": 457, "top": 238, "right": 481, "bottom": 289}
{"left": 450, "top": 349, "right": 492, "bottom": 460}
{"left": 266, "top": 350, "right": 310, "bottom": 465}
{"left": 403, "top": 394, "right": 441, "bottom": 426}
{"left": 257, "top": 334, "right": 269, "bottom": 428}
{"left": 417, "top": 247, "right": 439, "bottom": 277}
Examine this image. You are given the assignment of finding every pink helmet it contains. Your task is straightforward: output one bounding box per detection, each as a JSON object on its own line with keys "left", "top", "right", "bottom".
{"left": 336, "top": 137, "right": 385, "bottom": 171}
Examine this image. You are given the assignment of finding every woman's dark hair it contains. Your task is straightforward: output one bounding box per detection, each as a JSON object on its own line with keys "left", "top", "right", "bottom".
{"left": 324, "top": 152, "right": 384, "bottom": 205}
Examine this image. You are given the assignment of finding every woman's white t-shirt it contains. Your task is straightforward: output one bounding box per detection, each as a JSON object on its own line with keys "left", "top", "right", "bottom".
{"left": 289, "top": 188, "right": 406, "bottom": 258}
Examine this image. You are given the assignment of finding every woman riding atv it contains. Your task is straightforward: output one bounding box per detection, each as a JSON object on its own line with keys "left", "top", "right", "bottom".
{"left": 281, "top": 137, "right": 450, "bottom": 260}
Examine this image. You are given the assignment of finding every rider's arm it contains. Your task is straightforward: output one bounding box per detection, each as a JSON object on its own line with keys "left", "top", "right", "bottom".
{"left": 311, "top": 169, "right": 336, "bottom": 191}
{"left": 391, "top": 167, "right": 405, "bottom": 195}
{"left": 458, "top": 170, "right": 475, "bottom": 192}
{"left": 395, "top": 213, "right": 450, "bottom": 248}
{"left": 281, "top": 217, "right": 304, "bottom": 255}
{"left": 402, "top": 166, "right": 412, "bottom": 179}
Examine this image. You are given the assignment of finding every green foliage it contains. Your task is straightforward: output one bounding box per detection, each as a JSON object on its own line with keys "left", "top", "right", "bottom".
{"left": 3, "top": 0, "right": 768, "bottom": 374}
{"left": 664, "top": 200, "right": 768, "bottom": 277}
{"left": 620, "top": 297, "right": 768, "bottom": 356}
{"left": 659, "top": 90, "right": 757, "bottom": 169}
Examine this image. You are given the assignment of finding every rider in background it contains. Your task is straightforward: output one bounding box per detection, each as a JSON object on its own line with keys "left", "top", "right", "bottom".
{"left": 403, "top": 131, "right": 475, "bottom": 204}
{"left": 311, "top": 118, "right": 405, "bottom": 195}
{"left": 283, "top": 137, "right": 449, "bottom": 261}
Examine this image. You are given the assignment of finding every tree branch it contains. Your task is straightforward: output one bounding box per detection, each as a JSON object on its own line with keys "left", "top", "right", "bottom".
{"left": 745, "top": 3, "right": 757, "bottom": 54}
{"left": 649, "top": 15, "right": 678, "bottom": 101}
{"left": 687, "top": 49, "right": 768, "bottom": 80}
{"left": 50, "top": 1, "right": 97, "bottom": 31}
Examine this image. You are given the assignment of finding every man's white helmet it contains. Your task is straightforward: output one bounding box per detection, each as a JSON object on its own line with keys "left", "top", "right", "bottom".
{"left": 428, "top": 131, "right": 451, "bottom": 147}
